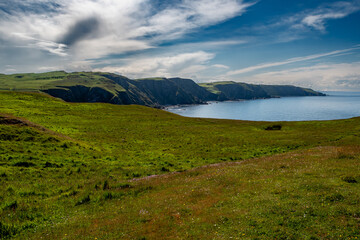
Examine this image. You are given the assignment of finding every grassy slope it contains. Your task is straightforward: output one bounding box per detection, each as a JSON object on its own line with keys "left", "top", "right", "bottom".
{"left": 43, "top": 73, "right": 126, "bottom": 94}
{"left": 0, "top": 91, "right": 359, "bottom": 239}
{"left": 0, "top": 71, "right": 68, "bottom": 91}
{"left": 199, "top": 82, "right": 257, "bottom": 96}
{"left": 26, "top": 146, "right": 360, "bottom": 240}
{"left": 199, "top": 82, "right": 228, "bottom": 94}
{"left": 0, "top": 72, "right": 126, "bottom": 94}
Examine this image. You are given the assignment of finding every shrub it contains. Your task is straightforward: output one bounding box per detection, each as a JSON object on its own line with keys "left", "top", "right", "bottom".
{"left": 44, "top": 161, "right": 62, "bottom": 168}
{"left": 75, "top": 194, "right": 90, "bottom": 206}
{"left": 0, "top": 222, "right": 17, "bottom": 239}
{"left": 325, "top": 193, "right": 344, "bottom": 202}
{"left": 342, "top": 176, "right": 358, "bottom": 183}
{"left": 132, "top": 173, "right": 141, "bottom": 178}
{"left": 103, "top": 192, "right": 113, "bottom": 200}
{"left": 117, "top": 183, "right": 133, "bottom": 189}
{"left": 3, "top": 201, "right": 18, "bottom": 210}
{"left": 103, "top": 180, "right": 110, "bottom": 190}
{"left": 265, "top": 125, "right": 282, "bottom": 130}
{"left": 13, "top": 161, "right": 35, "bottom": 167}
{"left": 61, "top": 143, "right": 69, "bottom": 149}
{"left": 161, "top": 167, "right": 169, "bottom": 172}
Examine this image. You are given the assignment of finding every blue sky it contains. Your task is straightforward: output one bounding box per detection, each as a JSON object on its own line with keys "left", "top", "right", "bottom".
{"left": 1, "top": 0, "right": 360, "bottom": 90}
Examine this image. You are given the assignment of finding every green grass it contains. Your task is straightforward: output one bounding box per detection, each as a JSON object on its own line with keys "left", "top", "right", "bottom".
{"left": 0, "top": 72, "right": 126, "bottom": 94}
{"left": 0, "top": 91, "right": 359, "bottom": 239}
{"left": 19, "top": 145, "right": 359, "bottom": 240}
{"left": 0, "top": 71, "right": 68, "bottom": 91}
{"left": 199, "top": 81, "right": 254, "bottom": 95}
{"left": 42, "top": 72, "right": 126, "bottom": 94}
{"left": 198, "top": 82, "right": 226, "bottom": 94}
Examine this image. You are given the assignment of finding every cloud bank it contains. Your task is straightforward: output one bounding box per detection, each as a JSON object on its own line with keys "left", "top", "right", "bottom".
{"left": 0, "top": 0, "right": 252, "bottom": 60}
{"left": 95, "top": 51, "right": 215, "bottom": 79}
{"left": 241, "top": 62, "right": 360, "bottom": 91}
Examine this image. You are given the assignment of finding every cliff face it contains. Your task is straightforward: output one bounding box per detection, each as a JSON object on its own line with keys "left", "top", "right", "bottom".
{"left": 43, "top": 86, "right": 132, "bottom": 105}
{"left": 200, "top": 82, "right": 325, "bottom": 101}
{"left": 168, "top": 78, "right": 219, "bottom": 102}
{"left": 131, "top": 78, "right": 201, "bottom": 106}
{"left": 260, "top": 85, "right": 325, "bottom": 97}
{"left": 211, "top": 82, "right": 270, "bottom": 100}
{"left": 0, "top": 71, "right": 325, "bottom": 106}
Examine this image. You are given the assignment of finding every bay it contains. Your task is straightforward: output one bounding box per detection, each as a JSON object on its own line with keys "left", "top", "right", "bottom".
{"left": 165, "top": 91, "right": 360, "bottom": 121}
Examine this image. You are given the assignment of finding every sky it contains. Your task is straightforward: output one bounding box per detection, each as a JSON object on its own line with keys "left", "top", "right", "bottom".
{"left": 1, "top": 0, "right": 360, "bottom": 90}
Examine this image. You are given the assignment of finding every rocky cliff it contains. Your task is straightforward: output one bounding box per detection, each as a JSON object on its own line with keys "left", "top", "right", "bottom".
{"left": 0, "top": 71, "right": 325, "bottom": 107}
{"left": 200, "top": 81, "right": 325, "bottom": 101}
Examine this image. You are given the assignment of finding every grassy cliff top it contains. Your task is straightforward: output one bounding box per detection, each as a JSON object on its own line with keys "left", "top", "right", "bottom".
{"left": 0, "top": 71, "right": 126, "bottom": 93}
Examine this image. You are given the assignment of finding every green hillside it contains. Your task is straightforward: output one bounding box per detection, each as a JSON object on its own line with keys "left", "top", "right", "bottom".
{"left": 0, "top": 91, "right": 359, "bottom": 239}
{"left": 200, "top": 81, "right": 325, "bottom": 100}
{"left": 0, "top": 71, "right": 68, "bottom": 91}
{"left": 0, "top": 72, "right": 325, "bottom": 107}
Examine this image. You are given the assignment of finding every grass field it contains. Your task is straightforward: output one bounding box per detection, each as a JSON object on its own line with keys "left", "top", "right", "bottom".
{"left": 0, "top": 91, "right": 359, "bottom": 239}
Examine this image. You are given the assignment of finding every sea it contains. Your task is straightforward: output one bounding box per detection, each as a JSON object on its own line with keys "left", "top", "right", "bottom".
{"left": 165, "top": 91, "right": 360, "bottom": 121}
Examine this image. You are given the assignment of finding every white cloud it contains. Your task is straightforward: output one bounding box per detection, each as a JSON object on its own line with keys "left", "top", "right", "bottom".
{"left": 9, "top": 33, "right": 67, "bottom": 56}
{"left": 302, "top": 13, "right": 345, "bottom": 31}
{"left": 245, "top": 1, "right": 360, "bottom": 43}
{"left": 37, "top": 66, "right": 60, "bottom": 72}
{"left": 4, "top": 68, "right": 17, "bottom": 73}
{"left": 185, "top": 0, "right": 254, "bottom": 25}
{"left": 0, "top": 0, "right": 253, "bottom": 62}
{"left": 182, "top": 40, "right": 247, "bottom": 49}
{"left": 227, "top": 46, "right": 360, "bottom": 76}
{"left": 95, "top": 51, "right": 215, "bottom": 78}
{"left": 240, "top": 62, "right": 360, "bottom": 91}
{"left": 132, "top": 0, "right": 254, "bottom": 42}
{"left": 212, "top": 64, "right": 230, "bottom": 69}
{"left": 300, "top": 1, "right": 360, "bottom": 31}
{"left": 71, "top": 37, "right": 153, "bottom": 60}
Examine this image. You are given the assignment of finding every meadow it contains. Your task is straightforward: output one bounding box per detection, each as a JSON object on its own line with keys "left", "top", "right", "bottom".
{"left": 0, "top": 91, "right": 359, "bottom": 239}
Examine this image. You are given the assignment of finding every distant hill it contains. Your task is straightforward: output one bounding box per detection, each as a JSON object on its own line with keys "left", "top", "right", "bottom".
{"left": 0, "top": 71, "right": 325, "bottom": 107}
{"left": 199, "top": 81, "right": 325, "bottom": 100}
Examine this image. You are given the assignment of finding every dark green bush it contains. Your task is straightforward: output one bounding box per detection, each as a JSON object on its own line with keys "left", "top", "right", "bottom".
{"left": 3, "top": 201, "right": 18, "bottom": 211}
{"left": 103, "top": 180, "right": 110, "bottom": 190}
{"left": 75, "top": 194, "right": 90, "bottom": 206}
{"left": 13, "top": 161, "right": 35, "bottom": 167}
{"left": 0, "top": 222, "right": 17, "bottom": 239}
{"left": 342, "top": 176, "right": 358, "bottom": 183}
{"left": 325, "top": 193, "right": 344, "bottom": 202}
{"left": 103, "top": 192, "right": 113, "bottom": 200}
{"left": 265, "top": 125, "right": 282, "bottom": 130}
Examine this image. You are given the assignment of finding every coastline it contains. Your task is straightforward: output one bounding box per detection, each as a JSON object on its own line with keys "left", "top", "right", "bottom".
{"left": 164, "top": 92, "right": 360, "bottom": 122}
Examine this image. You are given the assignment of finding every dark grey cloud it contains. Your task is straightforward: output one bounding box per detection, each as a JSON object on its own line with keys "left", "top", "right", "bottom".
{"left": 59, "top": 17, "right": 100, "bottom": 46}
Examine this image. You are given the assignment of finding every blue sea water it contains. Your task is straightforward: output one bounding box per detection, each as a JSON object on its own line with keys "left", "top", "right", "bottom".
{"left": 165, "top": 92, "right": 360, "bottom": 121}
